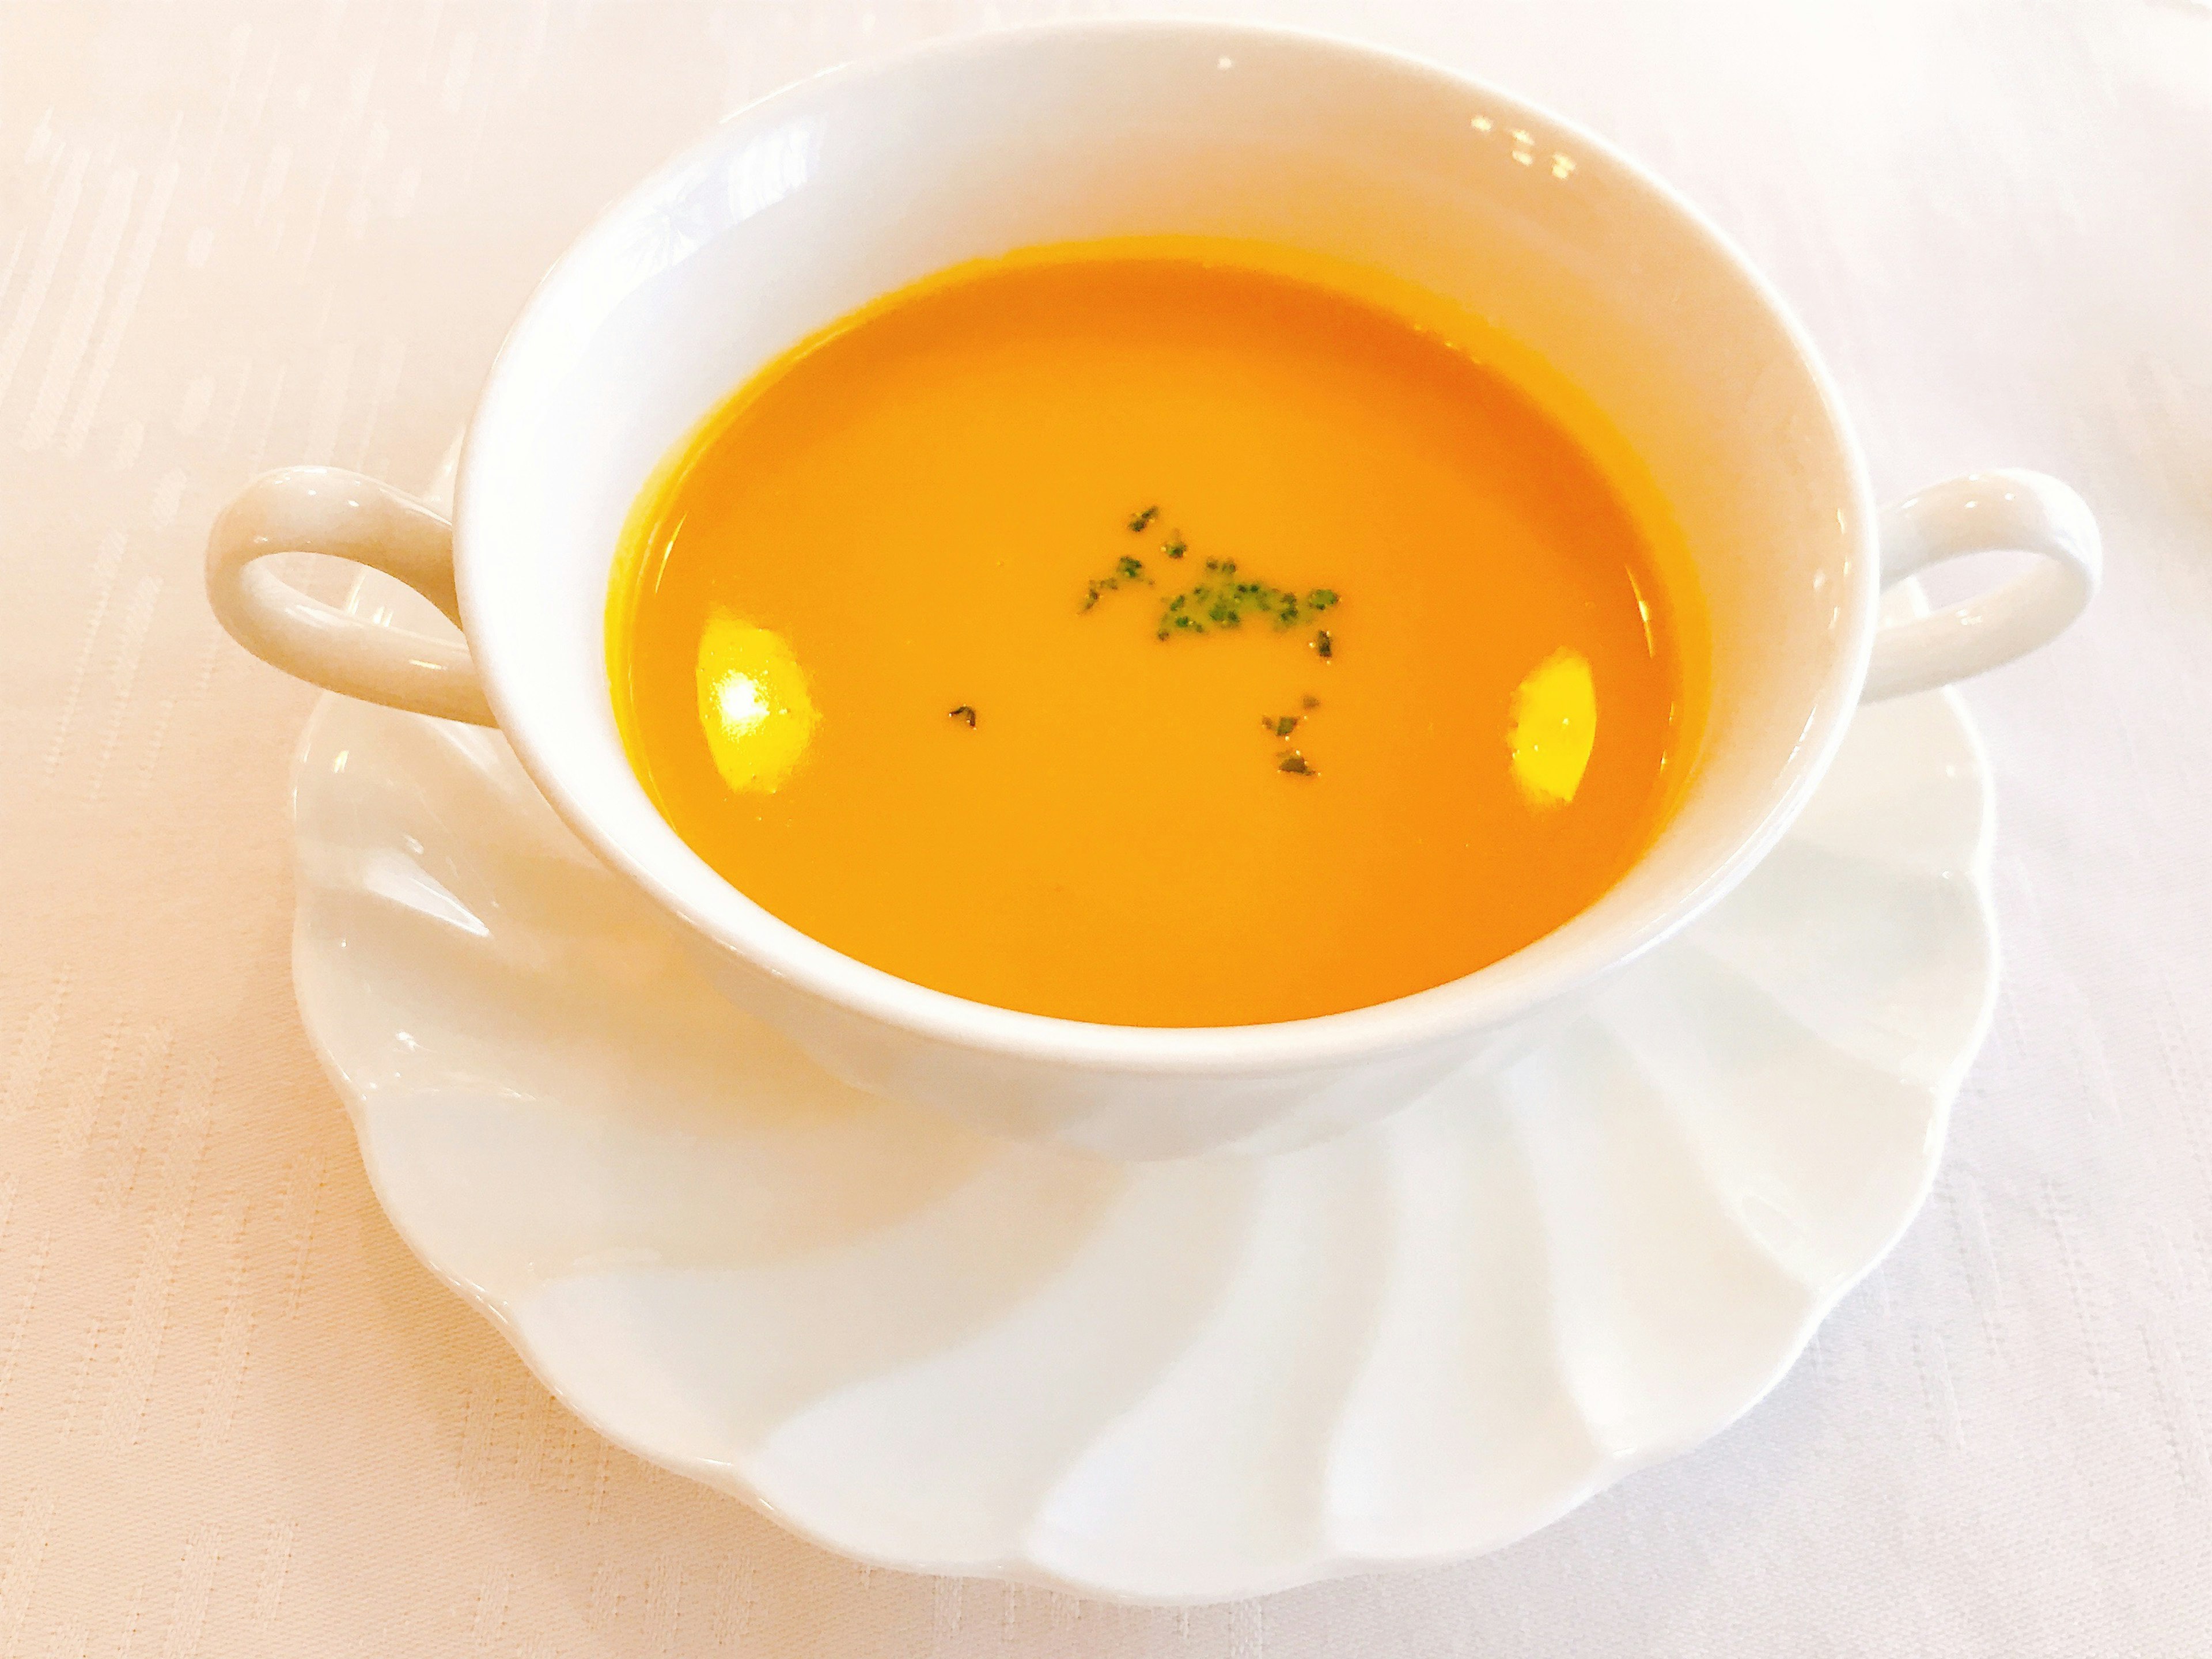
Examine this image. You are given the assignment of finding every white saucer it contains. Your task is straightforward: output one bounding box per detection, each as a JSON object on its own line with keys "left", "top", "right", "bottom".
{"left": 293, "top": 512, "right": 1995, "bottom": 1602}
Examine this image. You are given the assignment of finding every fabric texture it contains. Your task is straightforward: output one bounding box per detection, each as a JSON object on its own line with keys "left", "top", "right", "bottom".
{"left": 1, "top": 2, "right": 2207, "bottom": 1653}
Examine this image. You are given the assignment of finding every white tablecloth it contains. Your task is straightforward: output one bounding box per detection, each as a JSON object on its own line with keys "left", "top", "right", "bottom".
{"left": 2, "top": 2, "right": 2207, "bottom": 1652}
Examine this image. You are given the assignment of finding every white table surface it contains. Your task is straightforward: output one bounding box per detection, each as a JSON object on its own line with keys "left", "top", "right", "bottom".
{"left": 2, "top": 2, "right": 2207, "bottom": 1653}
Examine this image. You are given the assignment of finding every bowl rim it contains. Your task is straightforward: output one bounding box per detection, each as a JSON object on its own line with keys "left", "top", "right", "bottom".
{"left": 454, "top": 15, "right": 1880, "bottom": 1076}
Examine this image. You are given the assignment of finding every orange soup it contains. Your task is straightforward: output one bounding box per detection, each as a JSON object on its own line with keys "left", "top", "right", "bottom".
{"left": 610, "top": 248, "right": 1696, "bottom": 1027}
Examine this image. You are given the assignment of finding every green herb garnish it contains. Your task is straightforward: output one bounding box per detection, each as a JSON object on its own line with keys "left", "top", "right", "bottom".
{"left": 949, "top": 704, "right": 977, "bottom": 727}
{"left": 1078, "top": 520, "right": 1343, "bottom": 780}
{"left": 1093, "top": 549, "right": 1340, "bottom": 642}
{"left": 1081, "top": 554, "right": 1153, "bottom": 612}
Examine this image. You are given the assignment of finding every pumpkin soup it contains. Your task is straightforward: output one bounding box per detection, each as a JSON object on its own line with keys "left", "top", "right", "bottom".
{"left": 609, "top": 248, "right": 1698, "bottom": 1026}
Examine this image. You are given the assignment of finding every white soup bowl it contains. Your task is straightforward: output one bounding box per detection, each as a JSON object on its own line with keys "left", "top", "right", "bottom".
{"left": 208, "top": 22, "right": 2097, "bottom": 1159}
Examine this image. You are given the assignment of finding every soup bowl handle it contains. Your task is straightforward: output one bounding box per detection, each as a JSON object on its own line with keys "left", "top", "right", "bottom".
{"left": 205, "top": 466, "right": 495, "bottom": 725}
{"left": 1862, "top": 468, "right": 2099, "bottom": 701}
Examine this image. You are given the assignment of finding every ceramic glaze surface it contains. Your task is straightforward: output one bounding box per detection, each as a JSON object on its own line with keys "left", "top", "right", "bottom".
{"left": 294, "top": 564, "right": 1996, "bottom": 1602}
